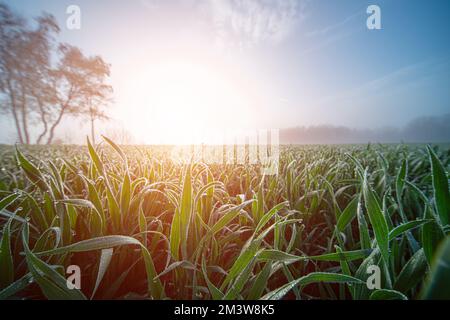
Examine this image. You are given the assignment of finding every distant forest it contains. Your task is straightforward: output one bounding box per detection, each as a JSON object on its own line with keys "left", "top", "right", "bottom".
{"left": 280, "top": 113, "right": 450, "bottom": 144}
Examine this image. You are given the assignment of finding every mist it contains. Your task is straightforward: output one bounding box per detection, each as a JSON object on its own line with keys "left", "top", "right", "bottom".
{"left": 280, "top": 113, "right": 450, "bottom": 144}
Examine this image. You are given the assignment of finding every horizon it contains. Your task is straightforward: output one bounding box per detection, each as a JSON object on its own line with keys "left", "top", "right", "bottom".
{"left": 1, "top": 112, "right": 449, "bottom": 145}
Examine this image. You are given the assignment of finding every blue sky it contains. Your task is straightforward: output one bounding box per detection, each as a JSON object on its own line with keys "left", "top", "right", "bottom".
{"left": 2, "top": 0, "right": 450, "bottom": 143}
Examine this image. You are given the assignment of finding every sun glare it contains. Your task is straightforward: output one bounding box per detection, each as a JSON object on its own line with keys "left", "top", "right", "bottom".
{"left": 120, "top": 60, "right": 254, "bottom": 145}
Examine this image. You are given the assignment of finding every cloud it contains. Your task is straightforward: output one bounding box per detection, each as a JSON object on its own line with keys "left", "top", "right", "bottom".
{"left": 208, "top": 0, "right": 307, "bottom": 49}
{"left": 140, "top": 0, "right": 160, "bottom": 10}
{"left": 297, "top": 9, "right": 365, "bottom": 57}
{"left": 139, "top": 0, "right": 307, "bottom": 49}
{"left": 306, "top": 10, "right": 362, "bottom": 38}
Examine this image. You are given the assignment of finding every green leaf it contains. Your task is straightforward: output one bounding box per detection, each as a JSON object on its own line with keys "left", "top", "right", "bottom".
{"left": 201, "top": 258, "right": 224, "bottom": 300}
{"left": 220, "top": 240, "right": 260, "bottom": 291}
{"left": 247, "top": 262, "right": 272, "bottom": 300}
{"left": 388, "top": 220, "right": 431, "bottom": 241}
{"left": 120, "top": 171, "right": 131, "bottom": 219}
{"left": 0, "top": 194, "right": 18, "bottom": 211}
{"left": 91, "top": 248, "right": 113, "bottom": 299}
{"left": 36, "top": 235, "right": 143, "bottom": 256}
{"left": 0, "top": 273, "right": 32, "bottom": 299}
{"left": 258, "top": 248, "right": 371, "bottom": 264}
{"left": 58, "top": 199, "right": 95, "bottom": 209}
{"left": 336, "top": 196, "right": 359, "bottom": 232}
{"left": 258, "top": 250, "right": 300, "bottom": 263}
{"left": 261, "top": 272, "right": 363, "bottom": 300}
{"left": 210, "top": 200, "right": 254, "bottom": 235}
{"left": 363, "top": 171, "right": 390, "bottom": 264}
{"left": 87, "top": 137, "right": 104, "bottom": 173}
{"left": 15, "top": 147, "right": 48, "bottom": 191}
{"left": 421, "top": 236, "right": 450, "bottom": 300}
{"left": 102, "top": 135, "right": 127, "bottom": 162}
{"left": 427, "top": 146, "right": 450, "bottom": 226}
{"left": 308, "top": 249, "right": 372, "bottom": 262}
{"left": 336, "top": 246, "right": 354, "bottom": 298}
{"left": 84, "top": 178, "right": 104, "bottom": 221}
{"left": 22, "top": 223, "right": 87, "bottom": 300}
{"left": 370, "top": 289, "right": 408, "bottom": 300}
{"left": 153, "top": 260, "right": 196, "bottom": 280}
{"left": 179, "top": 166, "right": 192, "bottom": 259}
{"left": 395, "top": 158, "right": 408, "bottom": 222}
{"left": 394, "top": 248, "right": 428, "bottom": 293}
{"left": 357, "top": 201, "right": 371, "bottom": 250}
{"left": 223, "top": 255, "right": 258, "bottom": 300}
{"left": 422, "top": 208, "right": 445, "bottom": 264}
{"left": 0, "top": 217, "right": 14, "bottom": 289}
{"left": 34, "top": 235, "right": 164, "bottom": 299}
{"left": 255, "top": 202, "right": 287, "bottom": 234}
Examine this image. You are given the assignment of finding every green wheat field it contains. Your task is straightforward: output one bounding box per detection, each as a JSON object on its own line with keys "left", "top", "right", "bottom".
{"left": 0, "top": 139, "right": 449, "bottom": 300}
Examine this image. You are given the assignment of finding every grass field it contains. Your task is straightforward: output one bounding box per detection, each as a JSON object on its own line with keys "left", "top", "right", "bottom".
{"left": 0, "top": 139, "right": 449, "bottom": 300}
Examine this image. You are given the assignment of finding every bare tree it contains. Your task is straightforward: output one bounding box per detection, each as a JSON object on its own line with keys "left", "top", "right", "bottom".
{"left": 106, "top": 122, "right": 136, "bottom": 145}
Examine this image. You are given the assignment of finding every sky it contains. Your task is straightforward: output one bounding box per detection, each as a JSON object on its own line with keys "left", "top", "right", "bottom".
{"left": 1, "top": 0, "right": 450, "bottom": 144}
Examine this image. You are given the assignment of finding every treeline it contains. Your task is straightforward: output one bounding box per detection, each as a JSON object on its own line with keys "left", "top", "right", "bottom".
{"left": 280, "top": 114, "right": 450, "bottom": 144}
{"left": 0, "top": 3, "right": 112, "bottom": 144}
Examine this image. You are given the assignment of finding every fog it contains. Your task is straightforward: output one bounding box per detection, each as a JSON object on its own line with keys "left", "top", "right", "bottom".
{"left": 280, "top": 113, "right": 450, "bottom": 144}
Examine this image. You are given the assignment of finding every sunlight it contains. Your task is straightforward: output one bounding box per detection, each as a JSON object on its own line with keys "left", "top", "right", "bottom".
{"left": 121, "top": 59, "right": 253, "bottom": 145}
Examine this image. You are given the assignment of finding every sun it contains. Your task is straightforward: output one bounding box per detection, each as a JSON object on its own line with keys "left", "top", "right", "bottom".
{"left": 118, "top": 59, "right": 256, "bottom": 145}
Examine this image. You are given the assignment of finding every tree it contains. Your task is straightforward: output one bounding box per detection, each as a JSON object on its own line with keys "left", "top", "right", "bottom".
{"left": 86, "top": 99, "right": 111, "bottom": 145}
{"left": 26, "top": 14, "right": 60, "bottom": 144}
{"left": 105, "top": 121, "right": 135, "bottom": 145}
{"left": 0, "top": 3, "right": 26, "bottom": 143}
{"left": 80, "top": 60, "right": 113, "bottom": 144}
{"left": 0, "top": 2, "right": 112, "bottom": 145}
{"left": 0, "top": 4, "right": 59, "bottom": 144}
{"left": 46, "top": 44, "right": 112, "bottom": 144}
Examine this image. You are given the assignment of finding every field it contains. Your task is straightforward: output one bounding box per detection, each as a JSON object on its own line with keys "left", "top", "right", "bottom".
{"left": 0, "top": 139, "right": 449, "bottom": 300}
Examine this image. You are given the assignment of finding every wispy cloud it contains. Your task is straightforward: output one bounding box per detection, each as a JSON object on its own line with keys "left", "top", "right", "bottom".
{"left": 298, "top": 9, "right": 364, "bottom": 57}
{"left": 140, "top": 0, "right": 308, "bottom": 50}
{"left": 306, "top": 10, "right": 363, "bottom": 38}
{"left": 208, "top": 0, "right": 307, "bottom": 49}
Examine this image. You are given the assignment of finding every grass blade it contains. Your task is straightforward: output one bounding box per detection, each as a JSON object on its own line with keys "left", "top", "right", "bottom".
{"left": 427, "top": 146, "right": 450, "bottom": 226}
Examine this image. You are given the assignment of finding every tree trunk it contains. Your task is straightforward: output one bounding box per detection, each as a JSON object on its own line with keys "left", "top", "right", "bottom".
{"left": 91, "top": 114, "right": 95, "bottom": 145}
{"left": 20, "top": 88, "right": 30, "bottom": 144}
{"left": 47, "top": 105, "right": 66, "bottom": 144}
{"left": 11, "top": 101, "right": 23, "bottom": 144}
{"left": 6, "top": 80, "right": 24, "bottom": 144}
{"left": 36, "top": 97, "right": 48, "bottom": 144}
